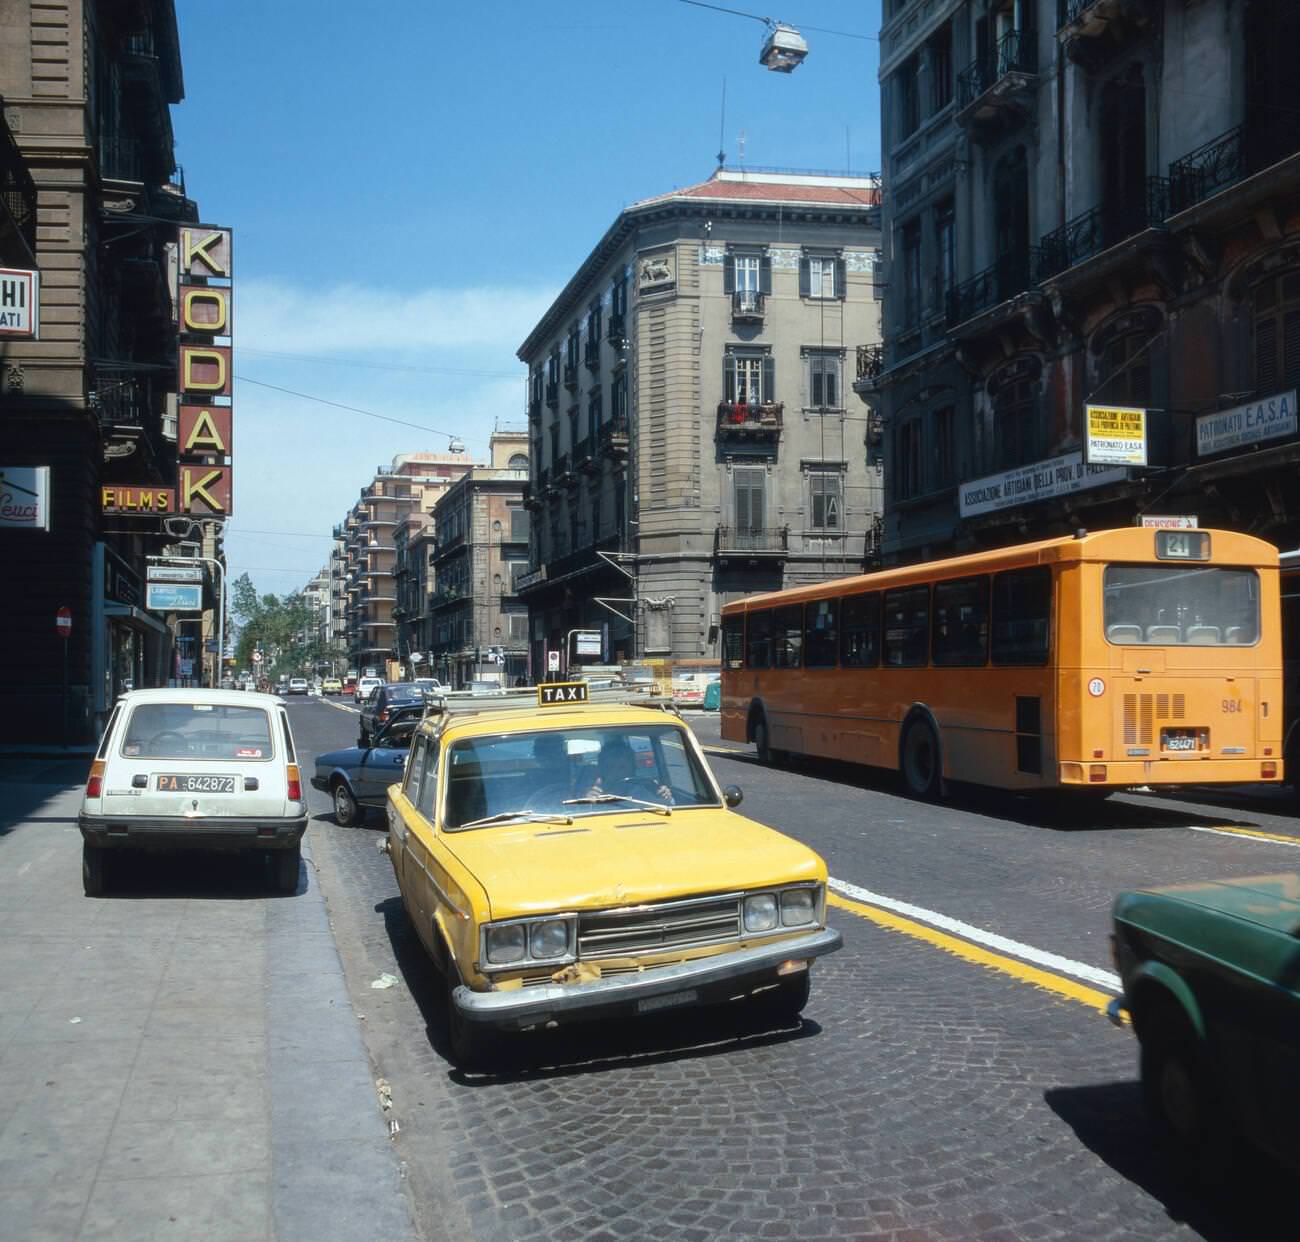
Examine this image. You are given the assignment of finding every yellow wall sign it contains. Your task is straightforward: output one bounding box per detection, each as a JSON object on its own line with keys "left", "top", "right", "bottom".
{"left": 1085, "top": 404, "right": 1147, "bottom": 466}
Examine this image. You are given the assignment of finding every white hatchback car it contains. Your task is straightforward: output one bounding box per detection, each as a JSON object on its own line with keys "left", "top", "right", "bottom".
{"left": 78, "top": 689, "right": 308, "bottom": 896}
{"left": 354, "top": 675, "right": 383, "bottom": 704}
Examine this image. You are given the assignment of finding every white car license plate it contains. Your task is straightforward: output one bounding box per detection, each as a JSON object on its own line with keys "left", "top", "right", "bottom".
{"left": 156, "top": 773, "right": 237, "bottom": 793}
{"left": 636, "top": 989, "right": 698, "bottom": 1014}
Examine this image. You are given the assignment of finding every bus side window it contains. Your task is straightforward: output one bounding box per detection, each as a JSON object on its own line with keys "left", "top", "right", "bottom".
{"left": 774, "top": 604, "right": 803, "bottom": 668}
{"left": 933, "top": 577, "right": 989, "bottom": 667}
{"left": 841, "top": 593, "right": 880, "bottom": 667}
{"left": 992, "top": 567, "right": 1052, "bottom": 666}
{"left": 884, "top": 586, "right": 930, "bottom": 667}
{"left": 722, "top": 615, "right": 745, "bottom": 669}
{"left": 804, "top": 599, "right": 839, "bottom": 667}
{"left": 747, "top": 609, "right": 773, "bottom": 668}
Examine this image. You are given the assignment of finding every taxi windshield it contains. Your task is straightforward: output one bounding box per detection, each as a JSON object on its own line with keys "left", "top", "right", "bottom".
{"left": 122, "top": 703, "right": 275, "bottom": 761}
{"left": 443, "top": 724, "right": 718, "bottom": 829}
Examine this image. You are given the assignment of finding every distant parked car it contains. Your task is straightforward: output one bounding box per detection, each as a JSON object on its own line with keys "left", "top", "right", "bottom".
{"left": 78, "top": 688, "right": 307, "bottom": 895}
{"left": 412, "top": 677, "right": 443, "bottom": 696}
{"left": 286, "top": 677, "right": 309, "bottom": 696}
{"left": 311, "top": 705, "right": 423, "bottom": 826}
{"left": 354, "top": 675, "right": 383, "bottom": 705}
{"left": 359, "top": 683, "right": 426, "bottom": 746}
{"left": 1110, "top": 872, "right": 1300, "bottom": 1174}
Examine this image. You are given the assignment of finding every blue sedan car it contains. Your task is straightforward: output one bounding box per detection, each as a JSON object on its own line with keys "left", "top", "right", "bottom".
{"left": 311, "top": 707, "right": 422, "bottom": 826}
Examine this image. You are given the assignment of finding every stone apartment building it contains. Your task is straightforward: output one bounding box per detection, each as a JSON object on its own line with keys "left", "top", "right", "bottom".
{"left": 335, "top": 451, "right": 477, "bottom": 674}
{"left": 862, "top": 0, "right": 1300, "bottom": 563}
{"left": 0, "top": 0, "right": 205, "bottom": 742}
{"left": 427, "top": 430, "right": 530, "bottom": 687}
{"left": 518, "top": 167, "right": 883, "bottom": 672}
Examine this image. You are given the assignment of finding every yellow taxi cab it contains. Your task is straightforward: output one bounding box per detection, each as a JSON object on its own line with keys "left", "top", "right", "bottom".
{"left": 384, "top": 683, "right": 841, "bottom": 1066}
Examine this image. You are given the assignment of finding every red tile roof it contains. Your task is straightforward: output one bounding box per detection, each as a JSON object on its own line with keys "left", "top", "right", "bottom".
{"left": 635, "top": 174, "right": 881, "bottom": 209}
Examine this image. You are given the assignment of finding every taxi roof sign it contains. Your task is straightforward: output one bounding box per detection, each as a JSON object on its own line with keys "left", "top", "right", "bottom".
{"left": 538, "top": 681, "right": 588, "bottom": 706}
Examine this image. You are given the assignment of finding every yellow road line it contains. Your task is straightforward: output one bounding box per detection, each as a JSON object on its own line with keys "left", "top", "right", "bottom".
{"left": 702, "top": 745, "right": 745, "bottom": 756}
{"left": 827, "top": 891, "right": 1118, "bottom": 1016}
{"left": 1189, "top": 823, "right": 1300, "bottom": 848}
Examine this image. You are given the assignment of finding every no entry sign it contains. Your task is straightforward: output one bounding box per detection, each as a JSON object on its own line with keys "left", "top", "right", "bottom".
{"left": 55, "top": 606, "right": 72, "bottom": 638}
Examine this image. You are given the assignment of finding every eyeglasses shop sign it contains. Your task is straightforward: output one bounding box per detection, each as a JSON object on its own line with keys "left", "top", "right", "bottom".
{"left": 959, "top": 451, "right": 1126, "bottom": 518}
{"left": 1196, "top": 390, "right": 1297, "bottom": 457}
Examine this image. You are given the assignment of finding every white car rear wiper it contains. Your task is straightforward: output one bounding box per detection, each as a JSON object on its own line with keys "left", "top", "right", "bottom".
{"left": 457, "top": 810, "right": 575, "bottom": 829}
{"left": 563, "top": 794, "right": 672, "bottom": 816}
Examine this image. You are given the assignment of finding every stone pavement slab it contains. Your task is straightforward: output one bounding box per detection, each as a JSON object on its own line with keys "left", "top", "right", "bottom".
{"left": 0, "top": 774, "right": 421, "bottom": 1242}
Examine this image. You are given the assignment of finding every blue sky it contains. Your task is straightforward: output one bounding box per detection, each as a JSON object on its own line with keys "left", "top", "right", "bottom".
{"left": 171, "top": 0, "right": 882, "bottom": 596}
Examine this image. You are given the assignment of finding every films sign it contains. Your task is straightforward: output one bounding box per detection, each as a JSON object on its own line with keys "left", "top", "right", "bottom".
{"left": 101, "top": 485, "right": 176, "bottom": 516}
{"left": 1195, "top": 390, "right": 1297, "bottom": 457}
{"left": 959, "top": 451, "right": 1126, "bottom": 518}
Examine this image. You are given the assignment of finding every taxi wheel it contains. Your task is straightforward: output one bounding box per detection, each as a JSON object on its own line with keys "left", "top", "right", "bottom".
{"left": 332, "top": 781, "right": 360, "bottom": 828}
{"left": 82, "top": 844, "right": 109, "bottom": 897}
{"left": 1140, "top": 1018, "right": 1233, "bottom": 1181}
{"left": 444, "top": 967, "right": 497, "bottom": 1070}
{"left": 273, "top": 845, "right": 301, "bottom": 895}
{"left": 756, "top": 972, "right": 810, "bottom": 1023}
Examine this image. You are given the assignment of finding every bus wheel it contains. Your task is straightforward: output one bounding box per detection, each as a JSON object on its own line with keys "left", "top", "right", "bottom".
{"left": 901, "top": 719, "right": 943, "bottom": 800}
{"left": 753, "top": 716, "right": 776, "bottom": 765}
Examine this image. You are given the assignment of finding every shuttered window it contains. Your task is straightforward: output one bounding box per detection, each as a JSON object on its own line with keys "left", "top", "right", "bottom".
{"left": 734, "top": 467, "right": 765, "bottom": 533}
{"left": 1254, "top": 273, "right": 1300, "bottom": 393}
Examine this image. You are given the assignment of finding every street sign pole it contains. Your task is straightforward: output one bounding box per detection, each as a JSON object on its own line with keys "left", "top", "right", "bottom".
{"left": 56, "top": 606, "right": 72, "bottom": 746}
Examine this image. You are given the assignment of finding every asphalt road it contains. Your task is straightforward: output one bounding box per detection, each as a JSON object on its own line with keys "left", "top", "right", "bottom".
{"left": 286, "top": 695, "right": 1300, "bottom": 1242}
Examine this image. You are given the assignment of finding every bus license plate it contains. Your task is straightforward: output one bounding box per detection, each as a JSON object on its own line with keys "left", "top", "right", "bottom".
{"left": 1163, "top": 733, "right": 1197, "bottom": 752}
{"left": 156, "top": 773, "right": 236, "bottom": 793}
{"left": 637, "top": 989, "right": 698, "bottom": 1014}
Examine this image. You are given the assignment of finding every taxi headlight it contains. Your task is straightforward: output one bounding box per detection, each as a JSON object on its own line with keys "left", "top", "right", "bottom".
{"left": 780, "top": 888, "right": 816, "bottom": 926}
{"left": 529, "top": 920, "right": 570, "bottom": 959}
{"left": 485, "top": 924, "right": 527, "bottom": 964}
{"left": 743, "top": 892, "right": 779, "bottom": 932}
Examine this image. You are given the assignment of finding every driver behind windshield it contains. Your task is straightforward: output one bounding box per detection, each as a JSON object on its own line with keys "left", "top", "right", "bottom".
{"left": 582, "top": 736, "right": 673, "bottom": 804}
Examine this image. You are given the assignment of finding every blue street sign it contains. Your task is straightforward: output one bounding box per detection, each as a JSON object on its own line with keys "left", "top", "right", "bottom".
{"left": 146, "top": 582, "right": 203, "bottom": 612}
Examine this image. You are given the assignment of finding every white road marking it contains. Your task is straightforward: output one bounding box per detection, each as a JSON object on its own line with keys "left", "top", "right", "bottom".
{"left": 1188, "top": 825, "right": 1300, "bottom": 849}
{"left": 827, "top": 876, "right": 1122, "bottom": 992}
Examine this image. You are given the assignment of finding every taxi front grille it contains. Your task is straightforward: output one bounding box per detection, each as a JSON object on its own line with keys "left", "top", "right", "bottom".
{"left": 577, "top": 893, "right": 741, "bottom": 960}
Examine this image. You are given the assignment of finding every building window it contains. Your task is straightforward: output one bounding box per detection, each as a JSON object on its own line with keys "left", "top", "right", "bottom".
{"left": 897, "top": 55, "right": 920, "bottom": 140}
{"left": 1254, "top": 272, "right": 1300, "bottom": 394}
{"left": 807, "top": 352, "right": 841, "bottom": 409}
{"left": 611, "top": 372, "right": 627, "bottom": 422}
{"left": 587, "top": 303, "right": 602, "bottom": 344}
{"left": 587, "top": 390, "right": 602, "bottom": 439}
{"left": 935, "top": 200, "right": 956, "bottom": 312}
{"left": 809, "top": 255, "right": 835, "bottom": 299}
{"left": 724, "top": 351, "right": 774, "bottom": 405}
{"left": 896, "top": 417, "right": 923, "bottom": 499}
{"left": 933, "top": 405, "right": 955, "bottom": 489}
{"left": 928, "top": 22, "right": 953, "bottom": 113}
{"left": 1098, "top": 333, "right": 1152, "bottom": 407}
{"left": 901, "top": 219, "right": 923, "bottom": 329}
{"left": 509, "top": 508, "right": 529, "bottom": 542}
{"left": 808, "top": 471, "right": 842, "bottom": 529}
{"left": 993, "top": 378, "right": 1038, "bottom": 469}
{"left": 733, "top": 466, "right": 766, "bottom": 534}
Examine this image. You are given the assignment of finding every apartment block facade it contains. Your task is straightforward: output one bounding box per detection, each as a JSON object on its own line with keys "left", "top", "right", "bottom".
{"left": 518, "top": 168, "right": 884, "bottom": 671}
{"left": 863, "top": 0, "right": 1300, "bottom": 563}
{"left": 0, "top": 0, "right": 206, "bottom": 743}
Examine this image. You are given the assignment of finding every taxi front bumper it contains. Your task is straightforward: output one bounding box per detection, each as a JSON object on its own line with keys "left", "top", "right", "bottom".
{"left": 79, "top": 813, "right": 307, "bottom": 851}
{"left": 453, "top": 927, "right": 843, "bottom": 1027}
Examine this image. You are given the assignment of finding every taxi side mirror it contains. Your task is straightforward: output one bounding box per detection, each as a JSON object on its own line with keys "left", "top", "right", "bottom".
{"left": 723, "top": 785, "right": 743, "bottom": 808}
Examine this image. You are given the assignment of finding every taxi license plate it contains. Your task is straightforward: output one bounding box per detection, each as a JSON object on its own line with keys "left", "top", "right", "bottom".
{"left": 156, "top": 773, "right": 236, "bottom": 793}
{"left": 1163, "top": 734, "right": 1197, "bottom": 752}
{"left": 636, "top": 989, "right": 698, "bottom": 1014}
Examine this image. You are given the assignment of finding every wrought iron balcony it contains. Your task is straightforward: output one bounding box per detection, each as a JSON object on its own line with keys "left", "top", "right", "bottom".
{"left": 563, "top": 361, "right": 579, "bottom": 390}
{"left": 1036, "top": 177, "right": 1170, "bottom": 280}
{"left": 598, "top": 416, "right": 630, "bottom": 461}
{"left": 715, "top": 525, "right": 789, "bottom": 557}
{"left": 1058, "top": 0, "right": 1157, "bottom": 64}
{"left": 552, "top": 452, "right": 572, "bottom": 484}
{"left": 1164, "top": 122, "right": 1298, "bottom": 215}
{"left": 0, "top": 112, "right": 36, "bottom": 265}
{"left": 731, "top": 289, "right": 765, "bottom": 321}
{"left": 946, "top": 249, "right": 1036, "bottom": 326}
{"left": 856, "top": 343, "right": 884, "bottom": 383}
{"left": 716, "top": 401, "right": 783, "bottom": 437}
{"left": 575, "top": 437, "right": 599, "bottom": 474}
{"left": 956, "top": 29, "right": 1037, "bottom": 128}
{"left": 584, "top": 338, "right": 601, "bottom": 370}
{"left": 545, "top": 380, "right": 559, "bottom": 407}
{"left": 607, "top": 312, "right": 626, "bottom": 345}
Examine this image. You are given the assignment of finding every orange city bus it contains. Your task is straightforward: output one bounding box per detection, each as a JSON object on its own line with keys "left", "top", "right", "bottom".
{"left": 720, "top": 527, "right": 1283, "bottom": 798}
{"left": 1282, "top": 549, "right": 1300, "bottom": 790}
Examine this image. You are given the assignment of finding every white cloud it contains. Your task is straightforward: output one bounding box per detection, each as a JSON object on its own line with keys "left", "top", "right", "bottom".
{"left": 234, "top": 279, "right": 557, "bottom": 357}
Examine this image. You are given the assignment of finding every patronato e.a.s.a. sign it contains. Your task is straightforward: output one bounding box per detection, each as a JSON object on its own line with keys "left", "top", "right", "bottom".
{"left": 177, "top": 225, "right": 234, "bottom": 518}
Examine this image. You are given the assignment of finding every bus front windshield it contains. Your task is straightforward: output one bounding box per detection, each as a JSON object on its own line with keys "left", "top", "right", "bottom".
{"left": 1103, "top": 565, "right": 1260, "bottom": 646}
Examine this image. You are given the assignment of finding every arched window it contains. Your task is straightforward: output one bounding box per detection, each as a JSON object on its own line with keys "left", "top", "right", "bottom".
{"left": 507, "top": 453, "right": 528, "bottom": 471}
{"left": 1253, "top": 272, "right": 1300, "bottom": 394}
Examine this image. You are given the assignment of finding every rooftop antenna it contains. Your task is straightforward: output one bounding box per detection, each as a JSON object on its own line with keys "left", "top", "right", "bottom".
{"left": 716, "top": 77, "right": 727, "bottom": 168}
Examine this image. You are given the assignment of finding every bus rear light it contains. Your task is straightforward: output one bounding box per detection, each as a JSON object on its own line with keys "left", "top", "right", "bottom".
{"left": 86, "top": 760, "right": 105, "bottom": 798}
{"left": 1264, "top": 747, "right": 1273, "bottom": 756}
{"left": 1262, "top": 762, "right": 1278, "bottom": 779}
{"left": 1092, "top": 750, "right": 1103, "bottom": 759}
{"left": 1089, "top": 764, "right": 1107, "bottom": 782}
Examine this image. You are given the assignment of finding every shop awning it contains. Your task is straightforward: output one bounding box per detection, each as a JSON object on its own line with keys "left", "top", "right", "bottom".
{"left": 104, "top": 602, "right": 169, "bottom": 636}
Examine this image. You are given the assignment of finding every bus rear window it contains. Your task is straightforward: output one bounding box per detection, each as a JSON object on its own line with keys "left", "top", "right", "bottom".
{"left": 1103, "top": 566, "right": 1260, "bottom": 646}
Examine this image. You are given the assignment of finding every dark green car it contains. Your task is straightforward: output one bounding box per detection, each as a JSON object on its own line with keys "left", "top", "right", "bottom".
{"left": 1110, "top": 873, "right": 1300, "bottom": 1172}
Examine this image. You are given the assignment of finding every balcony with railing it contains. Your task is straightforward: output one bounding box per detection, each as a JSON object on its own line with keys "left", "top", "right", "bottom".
{"left": 0, "top": 110, "right": 37, "bottom": 265}
{"left": 553, "top": 451, "right": 575, "bottom": 486}
{"left": 946, "top": 249, "right": 1036, "bottom": 327}
{"left": 856, "top": 343, "right": 884, "bottom": 385}
{"left": 1036, "top": 177, "right": 1170, "bottom": 280}
{"left": 715, "top": 525, "right": 789, "bottom": 558}
{"left": 731, "top": 289, "right": 765, "bottom": 322}
{"left": 563, "top": 361, "right": 579, "bottom": 390}
{"left": 955, "top": 29, "right": 1037, "bottom": 132}
{"left": 584, "top": 338, "right": 601, "bottom": 370}
{"left": 545, "top": 380, "right": 559, "bottom": 408}
{"left": 1165, "top": 120, "right": 1299, "bottom": 217}
{"left": 597, "top": 416, "right": 630, "bottom": 461}
{"left": 430, "top": 589, "right": 467, "bottom": 612}
{"left": 1057, "top": 0, "right": 1157, "bottom": 64}
{"left": 607, "top": 312, "right": 626, "bottom": 345}
{"left": 716, "top": 401, "right": 783, "bottom": 439}
{"left": 575, "top": 436, "right": 599, "bottom": 474}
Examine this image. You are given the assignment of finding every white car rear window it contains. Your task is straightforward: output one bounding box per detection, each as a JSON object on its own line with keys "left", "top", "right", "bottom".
{"left": 121, "top": 703, "right": 275, "bottom": 761}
